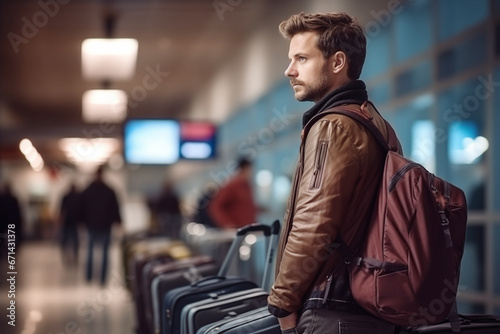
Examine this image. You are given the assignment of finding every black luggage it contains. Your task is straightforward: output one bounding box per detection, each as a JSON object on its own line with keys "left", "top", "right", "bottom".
{"left": 195, "top": 221, "right": 281, "bottom": 334}
{"left": 196, "top": 306, "right": 279, "bottom": 334}
{"left": 121, "top": 230, "right": 163, "bottom": 290}
{"left": 148, "top": 256, "right": 220, "bottom": 334}
{"left": 134, "top": 255, "right": 174, "bottom": 333}
{"left": 182, "top": 288, "right": 269, "bottom": 334}
{"left": 161, "top": 223, "right": 277, "bottom": 334}
{"left": 127, "top": 237, "right": 191, "bottom": 334}
{"left": 400, "top": 314, "right": 500, "bottom": 333}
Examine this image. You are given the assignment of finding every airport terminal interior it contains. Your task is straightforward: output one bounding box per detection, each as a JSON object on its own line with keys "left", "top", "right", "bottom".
{"left": 1, "top": 0, "right": 500, "bottom": 333}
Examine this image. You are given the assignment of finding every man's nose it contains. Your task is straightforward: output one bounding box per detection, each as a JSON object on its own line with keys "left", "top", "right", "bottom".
{"left": 284, "top": 62, "right": 296, "bottom": 77}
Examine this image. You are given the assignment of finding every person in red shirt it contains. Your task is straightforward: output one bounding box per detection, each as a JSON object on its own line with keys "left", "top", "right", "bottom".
{"left": 208, "top": 158, "right": 257, "bottom": 229}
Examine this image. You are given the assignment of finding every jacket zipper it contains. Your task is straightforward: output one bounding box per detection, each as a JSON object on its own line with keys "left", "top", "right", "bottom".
{"left": 322, "top": 274, "right": 333, "bottom": 304}
{"left": 310, "top": 141, "right": 328, "bottom": 189}
{"left": 388, "top": 162, "right": 420, "bottom": 192}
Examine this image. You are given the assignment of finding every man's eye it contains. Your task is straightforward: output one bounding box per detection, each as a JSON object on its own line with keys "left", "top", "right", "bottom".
{"left": 299, "top": 57, "right": 306, "bottom": 62}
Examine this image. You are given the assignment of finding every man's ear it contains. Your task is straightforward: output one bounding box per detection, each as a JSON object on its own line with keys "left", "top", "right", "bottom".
{"left": 331, "top": 51, "right": 347, "bottom": 74}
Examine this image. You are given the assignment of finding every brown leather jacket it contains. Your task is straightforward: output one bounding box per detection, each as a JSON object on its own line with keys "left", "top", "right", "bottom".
{"left": 268, "top": 102, "right": 393, "bottom": 317}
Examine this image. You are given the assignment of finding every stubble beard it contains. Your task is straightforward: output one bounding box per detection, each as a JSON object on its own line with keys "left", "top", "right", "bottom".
{"left": 294, "top": 63, "right": 333, "bottom": 102}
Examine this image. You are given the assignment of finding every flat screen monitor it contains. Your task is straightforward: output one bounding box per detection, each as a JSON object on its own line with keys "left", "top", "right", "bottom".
{"left": 124, "top": 119, "right": 180, "bottom": 164}
{"left": 123, "top": 119, "right": 217, "bottom": 164}
{"left": 179, "top": 121, "right": 217, "bottom": 160}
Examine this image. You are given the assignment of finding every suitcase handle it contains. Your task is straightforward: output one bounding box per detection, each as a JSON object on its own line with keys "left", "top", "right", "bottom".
{"left": 235, "top": 223, "right": 272, "bottom": 237}
{"left": 261, "top": 220, "right": 280, "bottom": 291}
{"left": 270, "top": 219, "right": 280, "bottom": 236}
{"left": 218, "top": 223, "right": 273, "bottom": 278}
{"left": 189, "top": 275, "right": 226, "bottom": 287}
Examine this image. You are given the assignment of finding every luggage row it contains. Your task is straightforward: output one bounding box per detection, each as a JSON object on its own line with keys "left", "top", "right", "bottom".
{"left": 123, "top": 221, "right": 282, "bottom": 334}
{"left": 123, "top": 220, "right": 500, "bottom": 334}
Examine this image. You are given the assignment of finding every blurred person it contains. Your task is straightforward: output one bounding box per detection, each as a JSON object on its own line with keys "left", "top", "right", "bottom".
{"left": 192, "top": 183, "right": 218, "bottom": 228}
{"left": 208, "top": 158, "right": 258, "bottom": 229}
{"left": 58, "top": 183, "right": 80, "bottom": 265}
{"left": 154, "top": 181, "right": 183, "bottom": 239}
{"left": 267, "top": 12, "right": 397, "bottom": 333}
{"left": 0, "top": 183, "right": 24, "bottom": 252}
{"left": 78, "top": 165, "right": 122, "bottom": 285}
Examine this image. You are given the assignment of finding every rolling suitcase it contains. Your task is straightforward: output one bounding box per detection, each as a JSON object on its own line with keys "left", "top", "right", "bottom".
{"left": 125, "top": 236, "right": 191, "bottom": 291}
{"left": 182, "top": 288, "right": 269, "bottom": 334}
{"left": 121, "top": 230, "right": 163, "bottom": 290}
{"left": 184, "top": 220, "right": 280, "bottom": 334}
{"left": 130, "top": 239, "right": 191, "bottom": 334}
{"left": 196, "top": 306, "right": 279, "bottom": 334}
{"left": 134, "top": 255, "right": 175, "bottom": 333}
{"left": 161, "top": 223, "right": 275, "bottom": 334}
{"left": 400, "top": 314, "right": 500, "bottom": 333}
{"left": 147, "top": 256, "right": 220, "bottom": 334}
{"left": 195, "top": 221, "right": 281, "bottom": 334}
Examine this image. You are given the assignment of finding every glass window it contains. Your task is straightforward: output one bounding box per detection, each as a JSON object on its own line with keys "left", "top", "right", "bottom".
{"left": 391, "top": 94, "right": 434, "bottom": 165}
{"left": 436, "top": 78, "right": 487, "bottom": 194}
{"left": 395, "top": 60, "right": 432, "bottom": 96}
{"left": 457, "top": 301, "right": 485, "bottom": 314}
{"left": 362, "top": 27, "right": 391, "bottom": 81}
{"left": 438, "top": 0, "right": 488, "bottom": 41}
{"left": 459, "top": 225, "right": 485, "bottom": 292}
{"left": 437, "top": 32, "right": 487, "bottom": 80}
{"left": 494, "top": 68, "right": 500, "bottom": 212}
{"left": 393, "top": 0, "right": 432, "bottom": 62}
{"left": 448, "top": 121, "right": 487, "bottom": 165}
{"left": 494, "top": 224, "right": 500, "bottom": 296}
{"left": 411, "top": 120, "right": 435, "bottom": 172}
{"left": 496, "top": 23, "right": 500, "bottom": 58}
{"left": 253, "top": 98, "right": 270, "bottom": 131}
{"left": 218, "top": 120, "right": 232, "bottom": 151}
{"left": 368, "top": 80, "right": 391, "bottom": 106}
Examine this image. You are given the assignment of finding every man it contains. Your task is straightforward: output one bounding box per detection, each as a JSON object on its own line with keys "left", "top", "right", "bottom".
{"left": 267, "top": 12, "right": 397, "bottom": 333}
{"left": 154, "top": 180, "right": 183, "bottom": 239}
{"left": 0, "top": 183, "right": 23, "bottom": 254}
{"left": 79, "top": 165, "right": 121, "bottom": 285}
{"left": 59, "top": 183, "right": 80, "bottom": 265}
{"left": 208, "top": 157, "right": 257, "bottom": 229}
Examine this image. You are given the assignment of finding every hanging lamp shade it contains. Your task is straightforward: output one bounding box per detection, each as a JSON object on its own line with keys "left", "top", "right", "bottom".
{"left": 81, "top": 38, "right": 138, "bottom": 81}
{"left": 82, "top": 89, "right": 127, "bottom": 123}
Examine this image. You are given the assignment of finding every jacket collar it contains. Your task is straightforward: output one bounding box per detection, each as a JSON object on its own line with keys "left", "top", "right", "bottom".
{"left": 302, "top": 79, "right": 368, "bottom": 128}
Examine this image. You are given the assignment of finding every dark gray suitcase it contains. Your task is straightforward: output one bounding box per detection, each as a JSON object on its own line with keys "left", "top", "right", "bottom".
{"left": 162, "top": 223, "right": 275, "bottom": 334}
{"left": 399, "top": 314, "right": 500, "bottom": 333}
{"left": 184, "top": 220, "right": 281, "bottom": 334}
{"left": 182, "top": 288, "right": 270, "bottom": 334}
{"left": 196, "top": 306, "right": 280, "bottom": 334}
{"left": 149, "top": 257, "right": 220, "bottom": 334}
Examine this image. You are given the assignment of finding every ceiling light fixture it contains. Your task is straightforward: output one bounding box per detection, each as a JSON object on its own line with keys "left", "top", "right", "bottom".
{"left": 19, "top": 138, "right": 44, "bottom": 172}
{"left": 82, "top": 89, "right": 127, "bottom": 123}
{"left": 81, "top": 38, "right": 138, "bottom": 81}
{"left": 58, "top": 137, "right": 120, "bottom": 166}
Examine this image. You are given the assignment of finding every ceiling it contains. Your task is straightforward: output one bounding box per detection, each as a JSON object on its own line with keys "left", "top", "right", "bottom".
{"left": 0, "top": 0, "right": 288, "bottom": 164}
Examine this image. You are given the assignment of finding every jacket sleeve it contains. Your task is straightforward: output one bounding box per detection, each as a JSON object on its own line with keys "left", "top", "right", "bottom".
{"left": 268, "top": 118, "right": 362, "bottom": 316}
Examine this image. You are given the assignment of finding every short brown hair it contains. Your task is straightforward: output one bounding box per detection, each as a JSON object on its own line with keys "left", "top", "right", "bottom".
{"left": 279, "top": 12, "right": 366, "bottom": 80}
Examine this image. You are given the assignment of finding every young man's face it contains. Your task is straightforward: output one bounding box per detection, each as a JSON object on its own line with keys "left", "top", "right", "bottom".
{"left": 285, "top": 31, "right": 334, "bottom": 103}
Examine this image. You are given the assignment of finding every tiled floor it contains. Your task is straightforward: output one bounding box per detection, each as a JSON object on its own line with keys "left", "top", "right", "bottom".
{"left": 0, "top": 239, "right": 136, "bottom": 334}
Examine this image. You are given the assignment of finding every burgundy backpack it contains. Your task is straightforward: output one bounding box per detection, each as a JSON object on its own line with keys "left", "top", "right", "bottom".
{"left": 316, "top": 104, "right": 468, "bottom": 330}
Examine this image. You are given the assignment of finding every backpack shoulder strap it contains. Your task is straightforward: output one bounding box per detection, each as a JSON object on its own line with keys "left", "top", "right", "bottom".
{"left": 303, "top": 102, "right": 400, "bottom": 154}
